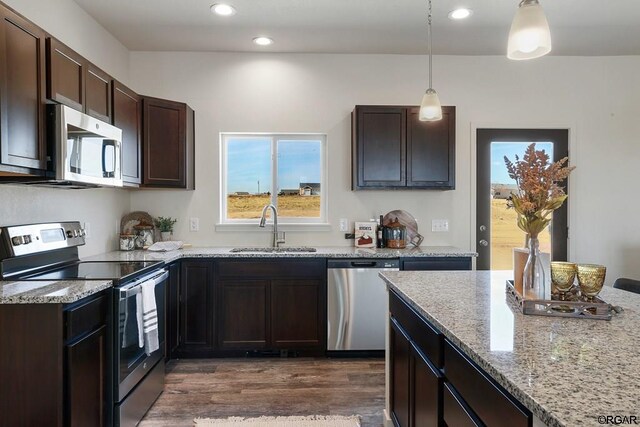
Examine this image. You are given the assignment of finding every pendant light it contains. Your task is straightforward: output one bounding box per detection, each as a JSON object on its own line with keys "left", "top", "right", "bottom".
{"left": 507, "top": 0, "right": 552, "bottom": 60}
{"left": 419, "top": 0, "right": 442, "bottom": 121}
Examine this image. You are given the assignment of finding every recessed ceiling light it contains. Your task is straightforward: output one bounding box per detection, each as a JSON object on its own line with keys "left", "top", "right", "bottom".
{"left": 253, "top": 37, "right": 274, "bottom": 46}
{"left": 210, "top": 3, "right": 236, "bottom": 16}
{"left": 448, "top": 8, "right": 473, "bottom": 20}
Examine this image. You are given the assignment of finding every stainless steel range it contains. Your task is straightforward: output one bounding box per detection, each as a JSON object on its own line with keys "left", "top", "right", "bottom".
{"left": 0, "top": 221, "right": 167, "bottom": 426}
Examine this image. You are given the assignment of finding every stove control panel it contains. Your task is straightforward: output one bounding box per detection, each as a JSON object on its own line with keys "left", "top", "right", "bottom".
{"left": 0, "top": 222, "right": 85, "bottom": 259}
{"left": 10, "top": 234, "right": 35, "bottom": 246}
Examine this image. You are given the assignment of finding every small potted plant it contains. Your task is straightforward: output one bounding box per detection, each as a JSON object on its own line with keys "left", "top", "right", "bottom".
{"left": 154, "top": 216, "right": 177, "bottom": 241}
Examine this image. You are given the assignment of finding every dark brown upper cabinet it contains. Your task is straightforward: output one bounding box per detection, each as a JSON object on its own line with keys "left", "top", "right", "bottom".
{"left": 112, "top": 81, "right": 142, "bottom": 185}
{"left": 46, "top": 37, "right": 112, "bottom": 122}
{"left": 142, "top": 96, "right": 195, "bottom": 189}
{"left": 46, "top": 37, "right": 84, "bottom": 111}
{"left": 85, "top": 63, "right": 111, "bottom": 122}
{"left": 352, "top": 105, "right": 455, "bottom": 190}
{"left": 0, "top": 4, "right": 48, "bottom": 174}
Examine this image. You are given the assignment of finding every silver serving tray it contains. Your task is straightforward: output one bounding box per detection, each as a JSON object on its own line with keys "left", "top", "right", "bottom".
{"left": 506, "top": 280, "right": 616, "bottom": 320}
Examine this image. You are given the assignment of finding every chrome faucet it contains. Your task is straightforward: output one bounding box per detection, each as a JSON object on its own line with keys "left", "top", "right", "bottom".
{"left": 259, "top": 204, "right": 285, "bottom": 248}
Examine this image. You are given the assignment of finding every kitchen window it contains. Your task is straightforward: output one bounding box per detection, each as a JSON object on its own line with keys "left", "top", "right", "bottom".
{"left": 220, "top": 133, "right": 328, "bottom": 226}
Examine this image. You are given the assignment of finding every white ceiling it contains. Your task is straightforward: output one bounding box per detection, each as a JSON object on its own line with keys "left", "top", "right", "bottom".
{"left": 73, "top": 0, "right": 640, "bottom": 55}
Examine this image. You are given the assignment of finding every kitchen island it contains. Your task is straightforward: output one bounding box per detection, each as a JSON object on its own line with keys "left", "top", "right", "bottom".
{"left": 380, "top": 270, "right": 640, "bottom": 427}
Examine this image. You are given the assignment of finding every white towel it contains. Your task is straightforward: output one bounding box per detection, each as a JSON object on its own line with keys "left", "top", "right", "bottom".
{"left": 147, "top": 241, "right": 183, "bottom": 252}
{"left": 141, "top": 279, "right": 159, "bottom": 355}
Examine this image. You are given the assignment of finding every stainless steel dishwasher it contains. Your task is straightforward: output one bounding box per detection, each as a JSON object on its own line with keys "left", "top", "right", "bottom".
{"left": 327, "top": 259, "right": 400, "bottom": 351}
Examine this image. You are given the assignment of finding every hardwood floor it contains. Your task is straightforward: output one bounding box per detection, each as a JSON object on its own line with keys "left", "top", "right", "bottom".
{"left": 140, "top": 358, "right": 385, "bottom": 427}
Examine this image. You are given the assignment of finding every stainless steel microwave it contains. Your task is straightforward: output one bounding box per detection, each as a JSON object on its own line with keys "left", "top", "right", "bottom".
{"left": 50, "top": 104, "right": 123, "bottom": 187}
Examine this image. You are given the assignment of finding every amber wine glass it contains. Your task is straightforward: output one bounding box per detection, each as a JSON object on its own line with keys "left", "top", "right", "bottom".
{"left": 577, "top": 264, "right": 606, "bottom": 302}
{"left": 551, "top": 262, "right": 577, "bottom": 301}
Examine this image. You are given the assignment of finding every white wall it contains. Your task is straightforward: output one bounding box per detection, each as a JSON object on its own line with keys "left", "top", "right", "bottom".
{"left": 0, "top": 186, "right": 130, "bottom": 256}
{"left": 0, "top": 0, "right": 132, "bottom": 257}
{"left": 129, "top": 52, "right": 640, "bottom": 282}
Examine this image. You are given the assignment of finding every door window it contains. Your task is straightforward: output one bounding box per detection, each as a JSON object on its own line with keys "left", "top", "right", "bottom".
{"left": 476, "top": 129, "right": 569, "bottom": 270}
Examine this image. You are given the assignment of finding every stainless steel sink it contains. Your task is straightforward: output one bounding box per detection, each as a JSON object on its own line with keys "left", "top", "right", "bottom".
{"left": 230, "top": 247, "right": 317, "bottom": 253}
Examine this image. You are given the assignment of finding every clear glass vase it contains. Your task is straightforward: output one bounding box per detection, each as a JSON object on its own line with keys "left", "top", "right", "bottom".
{"left": 523, "top": 236, "right": 549, "bottom": 300}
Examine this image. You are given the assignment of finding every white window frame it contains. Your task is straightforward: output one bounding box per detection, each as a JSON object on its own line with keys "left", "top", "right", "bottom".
{"left": 218, "top": 133, "right": 329, "bottom": 229}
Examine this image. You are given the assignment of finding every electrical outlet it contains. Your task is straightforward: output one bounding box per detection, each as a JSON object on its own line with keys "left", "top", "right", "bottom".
{"left": 339, "top": 218, "right": 349, "bottom": 232}
{"left": 84, "top": 222, "right": 91, "bottom": 238}
{"left": 189, "top": 217, "right": 199, "bottom": 232}
{"left": 431, "top": 219, "right": 449, "bottom": 232}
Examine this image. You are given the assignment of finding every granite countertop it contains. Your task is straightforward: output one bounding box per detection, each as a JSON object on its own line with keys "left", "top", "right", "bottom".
{"left": 0, "top": 245, "right": 475, "bottom": 305}
{"left": 380, "top": 270, "right": 640, "bottom": 427}
{"left": 0, "top": 279, "right": 112, "bottom": 304}
{"left": 86, "top": 245, "right": 477, "bottom": 264}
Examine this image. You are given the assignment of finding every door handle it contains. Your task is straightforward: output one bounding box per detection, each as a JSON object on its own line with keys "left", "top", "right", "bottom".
{"left": 479, "top": 239, "right": 489, "bottom": 247}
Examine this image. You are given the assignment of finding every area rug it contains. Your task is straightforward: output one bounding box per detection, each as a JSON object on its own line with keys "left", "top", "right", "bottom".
{"left": 193, "top": 415, "right": 361, "bottom": 426}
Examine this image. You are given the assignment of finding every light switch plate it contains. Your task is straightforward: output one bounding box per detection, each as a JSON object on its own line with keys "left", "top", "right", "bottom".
{"left": 432, "top": 219, "right": 449, "bottom": 232}
{"left": 190, "top": 217, "right": 199, "bottom": 232}
{"left": 339, "top": 218, "right": 349, "bottom": 232}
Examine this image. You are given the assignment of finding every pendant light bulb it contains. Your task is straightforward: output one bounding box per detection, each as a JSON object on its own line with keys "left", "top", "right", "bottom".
{"left": 507, "top": 0, "right": 552, "bottom": 60}
{"left": 420, "top": 89, "right": 443, "bottom": 121}
{"left": 420, "top": 0, "right": 442, "bottom": 122}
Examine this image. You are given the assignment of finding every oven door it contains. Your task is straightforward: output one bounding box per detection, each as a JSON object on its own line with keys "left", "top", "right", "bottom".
{"left": 115, "top": 269, "right": 167, "bottom": 401}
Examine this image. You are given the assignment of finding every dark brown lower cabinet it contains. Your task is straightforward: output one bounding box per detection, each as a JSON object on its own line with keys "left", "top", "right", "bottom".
{"left": 175, "top": 259, "right": 326, "bottom": 357}
{"left": 390, "top": 317, "right": 411, "bottom": 427}
{"left": 443, "top": 383, "right": 482, "bottom": 427}
{"left": 411, "top": 343, "right": 442, "bottom": 426}
{"left": 214, "top": 259, "right": 326, "bottom": 355}
{"left": 178, "top": 260, "right": 215, "bottom": 356}
{"left": 389, "top": 290, "right": 532, "bottom": 427}
{"left": 400, "top": 256, "right": 472, "bottom": 271}
{"left": 390, "top": 316, "right": 442, "bottom": 427}
{"left": 218, "top": 280, "right": 269, "bottom": 349}
{"left": 0, "top": 291, "right": 110, "bottom": 427}
{"left": 444, "top": 340, "right": 531, "bottom": 427}
{"left": 66, "top": 325, "right": 107, "bottom": 427}
{"left": 166, "top": 261, "right": 180, "bottom": 360}
{"left": 271, "top": 279, "right": 324, "bottom": 348}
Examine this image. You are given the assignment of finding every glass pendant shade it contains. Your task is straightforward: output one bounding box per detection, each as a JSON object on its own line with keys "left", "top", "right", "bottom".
{"left": 507, "top": 0, "right": 552, "bottom": 60}
{"left": 419, "top": 88, "right": 442, "bottom": 121}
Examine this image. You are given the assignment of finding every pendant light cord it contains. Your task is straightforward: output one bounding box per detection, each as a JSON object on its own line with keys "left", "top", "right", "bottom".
{"left": 428, "top": 0, "right": 433, "bottom": 89}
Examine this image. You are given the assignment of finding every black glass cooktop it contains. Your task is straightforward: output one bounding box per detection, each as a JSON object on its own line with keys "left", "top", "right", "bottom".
{"left": 25, "top": 261, "right": 161, "bottom": 281}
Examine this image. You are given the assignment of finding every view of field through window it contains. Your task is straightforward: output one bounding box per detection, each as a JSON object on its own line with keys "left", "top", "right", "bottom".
{"left": 490, "top": 142, "right": 552, "bottom": 270}
{"left": 225, "top": 136, "right": 322, "bottom": 219}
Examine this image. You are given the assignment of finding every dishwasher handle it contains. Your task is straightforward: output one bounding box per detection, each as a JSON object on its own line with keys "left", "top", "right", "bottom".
{"left": 327, "top": 259, "right": 400, "bottom": 269}
{"left": 350, "top": 261, "right": 377, "bottom": 268}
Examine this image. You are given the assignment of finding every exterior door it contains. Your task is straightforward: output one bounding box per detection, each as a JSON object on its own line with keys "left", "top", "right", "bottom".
{"left": 476, "top": 129, "right": 569, "bottom": 270}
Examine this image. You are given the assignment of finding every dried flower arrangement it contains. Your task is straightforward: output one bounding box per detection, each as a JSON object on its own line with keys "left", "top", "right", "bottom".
{"left": 504, "top": 143, "right": 575, "bottom": 239}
